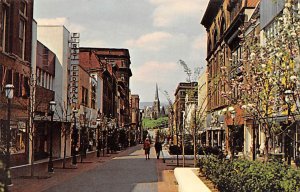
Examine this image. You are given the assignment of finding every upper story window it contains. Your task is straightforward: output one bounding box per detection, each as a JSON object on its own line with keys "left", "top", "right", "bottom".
{"left": 1, "top": 4, "right": 9, "bottom": 52}
{"left": 81, "top": 86, "right": 89, "bottom": 106}
{"left": 19, "top": 19, "right": 25, "bottom": 58}
{"left": 213, "top": 29, "right": 218, "bottom": 48}
{"left": 19, "top": 1, "right": 27, "bottom": 59}
{"left": 229, "top": 0, "right": 242, "bottom": 21}
{"left": 20, "top": 1, "right": 27, "bottom": 17}
{"left": 220, "top": 18, "right": 226, "bottom": 37}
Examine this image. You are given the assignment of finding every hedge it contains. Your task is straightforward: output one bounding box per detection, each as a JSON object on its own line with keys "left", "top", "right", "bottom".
{"left": 199, "top": 156, "right": 300, "bottom": 192}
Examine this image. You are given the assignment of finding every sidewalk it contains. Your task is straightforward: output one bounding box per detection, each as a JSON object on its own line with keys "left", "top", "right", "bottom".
{"left": 156, "top": 155, "right": 178, "bottom": 192}
{"left": 10, "top": 146, "right": 141, "bottom": 192}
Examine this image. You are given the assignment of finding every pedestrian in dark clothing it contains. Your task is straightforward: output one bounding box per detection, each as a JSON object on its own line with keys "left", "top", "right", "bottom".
{"left": 154, "top": 140, "right": 162, "bottom": 159}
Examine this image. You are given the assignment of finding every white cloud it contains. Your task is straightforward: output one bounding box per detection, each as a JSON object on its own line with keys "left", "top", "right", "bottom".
{"left": 81, "top": 39, "right": 106, "bottom": 48}
{"left": 36, "top": 17, "right": 86, "bottom": 33}
{"left": 192, "top": 34, "right": 207, "bottom": 50}
{"left": 131, "top": 60, "right": 187, "bottom": 101}
{"left": 125, "top": 32, "right": 173, "bottom": 51}
{"left": 133, "top": 61, "right": 180, "bottom": 83}
{"left": 149, "top": 0, "right": 208, "bottom": 27}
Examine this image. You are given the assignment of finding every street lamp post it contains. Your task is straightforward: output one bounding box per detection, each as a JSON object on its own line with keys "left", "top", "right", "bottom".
{"left": 72, "top": 109, "right": 78, "bottom": 165}
{"left": 80, "top": 112, "right": 87, "bottom": 163}
{"left": 230, "top": 110, "right": 236, "bottom": 158}
{"left": 220, "top": 121, "right": 224, "bottom": 151}
{"left": 4, "top": 84, "right": 14, "bottom": 189}
{"left": 176, "top": 117, "right": 179, "bottom": 166}
{"left": 48, "top": 101, "right": 56, "bottom": 173}
{"left": 284, "top": 89, "right": 293, "bottom": 165}
{"left": 96, "top": 117, "right": 101, "bottom": 157}
{"left": 102, "top": 117, "right": 106, "bottom": 156}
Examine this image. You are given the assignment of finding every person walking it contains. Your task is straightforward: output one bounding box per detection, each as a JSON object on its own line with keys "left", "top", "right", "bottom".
{"left": 144, "top": 138, "right": 151, "bottom": 160}
{"left": 154, "top": 140, "right": 162, "bottom": 159}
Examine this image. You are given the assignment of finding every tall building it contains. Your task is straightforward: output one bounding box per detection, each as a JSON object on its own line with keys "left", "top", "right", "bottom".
{"left": 37, "top": 25, "right": 73, "bottom": 160}
{"left": 201, "top": 0, "right": 259, "bottom": 153}
{"left": 0, "top": 0, "right": 34, "bottom": 166}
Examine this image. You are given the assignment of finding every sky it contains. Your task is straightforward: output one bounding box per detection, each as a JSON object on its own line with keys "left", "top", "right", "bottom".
{"left": 34, "top": 0, "right": 209, "bottom": 103}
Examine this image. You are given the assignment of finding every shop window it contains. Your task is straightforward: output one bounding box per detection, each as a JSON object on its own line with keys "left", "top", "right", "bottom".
{"left": 6, "top": 69, "right": 12, "bottom": 84}
{"left": 13, "top": 72, "right": 20, "bottom": 97}
{"left": 23, "top": 76, "right": 30, "bottom": 98}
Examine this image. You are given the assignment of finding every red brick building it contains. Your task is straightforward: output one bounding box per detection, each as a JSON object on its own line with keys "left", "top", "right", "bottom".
{"left": 79, "top": 48, "right": 132, "bottom": 129}
{"left": 33, "top": 41, "right": 56, "bottom": 160}
{"left": 0, "top": 0, "right": 34, "bottom": 166}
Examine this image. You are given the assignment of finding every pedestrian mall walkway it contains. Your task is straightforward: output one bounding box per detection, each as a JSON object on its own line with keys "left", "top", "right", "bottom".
{"left": 10, "top": 145, "right": 177, "bottom": 192}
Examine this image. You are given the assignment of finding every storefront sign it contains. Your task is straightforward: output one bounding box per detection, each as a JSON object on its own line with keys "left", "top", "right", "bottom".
{"left": 69, "top": 33, "right": 80, "bottom": 105}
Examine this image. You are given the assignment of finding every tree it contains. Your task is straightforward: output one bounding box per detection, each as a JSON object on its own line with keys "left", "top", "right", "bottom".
{"left": 221, "top": 0, "right": 300, "bottom": 161}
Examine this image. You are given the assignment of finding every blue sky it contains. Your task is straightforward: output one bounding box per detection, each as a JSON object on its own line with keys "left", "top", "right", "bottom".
{"left": 34, "top": 0, "right": 209, "bottom": 102}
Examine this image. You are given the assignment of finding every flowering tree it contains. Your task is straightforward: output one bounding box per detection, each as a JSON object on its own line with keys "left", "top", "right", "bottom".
{"left": 221, "top": 0, "right": 300, "bottom": 161}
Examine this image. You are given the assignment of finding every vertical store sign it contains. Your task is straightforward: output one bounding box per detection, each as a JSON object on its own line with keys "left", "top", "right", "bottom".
{"left": 69, "top": 33, "right": 80, "bottom": 106}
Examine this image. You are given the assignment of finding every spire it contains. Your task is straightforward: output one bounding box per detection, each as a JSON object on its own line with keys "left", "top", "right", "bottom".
{"left": 155, "top": 83, "right": 159, "bottom": 101}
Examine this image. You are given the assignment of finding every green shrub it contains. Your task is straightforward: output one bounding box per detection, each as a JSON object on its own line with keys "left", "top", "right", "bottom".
{"left": 199, "top": 156, "right": 300, "bottom": 192}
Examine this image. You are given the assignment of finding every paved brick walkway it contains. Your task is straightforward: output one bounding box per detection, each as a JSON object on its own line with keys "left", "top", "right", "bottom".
{"left": 10, "top": 145, "right": 178, "bottom": 192}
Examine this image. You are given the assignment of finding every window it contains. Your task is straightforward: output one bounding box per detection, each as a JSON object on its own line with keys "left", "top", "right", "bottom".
{"left": 214, "top": 29, "right": 218, "bottom": 47}
{"left": 1, "top": 5, "right": 9, "bottom": 52}
{"left": 23, "top": 76, "right": 30, "bottom": 98}
{"left": 0, "top": 65, "right": 3, "bottom": 90}
{"left": 40, "top": 70, "right": 44, "bottom": 87}
{"left": 81, "top": 86, "right": 89, "bottom": 106}
{"left": 36, "top": 68, "right": 40, "bottom": 85}
{"left": 20, "top": 1, "right": 27, "bottom": 16}
{"left": 13, "top": 72, "right": 20, "bottom": 97}
{"left": 19, "top": 19, "right": 26, "bottom": 59}
{"left": 91, "top": 84, "right": 96, "bottom": 109}
{"left": 6, "top": 69, "right": 12, "bottom": 84}
{"left": 220, "top": 18, "right": 226, "bottom": 36}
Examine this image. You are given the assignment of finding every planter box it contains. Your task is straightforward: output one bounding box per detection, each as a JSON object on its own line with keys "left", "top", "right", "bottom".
{"left": 174, "top": 168, "right": 211, "bottom": 192}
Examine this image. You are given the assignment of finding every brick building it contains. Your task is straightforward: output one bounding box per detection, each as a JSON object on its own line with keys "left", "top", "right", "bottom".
{"left": 201, "top": 0, "right": 259, "bottom": 153}
{"left": 33, "top": 41, "right": 56, "bottom": 161}
{"left": 79, "top": 48, "right": 132, "bottom": 129}
{"left": 130, "top": 94, "right": 140, "bottom": 144}
{"left": 173, "top": 82, "right": 198, "bottom": 140}
{"left": 0, "top": 0, "right": 34, "bottom": 166}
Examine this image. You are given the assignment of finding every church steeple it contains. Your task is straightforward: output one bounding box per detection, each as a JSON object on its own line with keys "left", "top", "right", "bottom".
{"left": 155, "top": 83, "right": 160, "bottom": 102}
{"left": 152, "top": 83, "right": 160, "bottom": 119}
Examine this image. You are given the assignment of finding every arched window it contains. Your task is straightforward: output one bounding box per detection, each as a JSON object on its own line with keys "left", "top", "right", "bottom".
{"left": 208, "top": 35, "right": 212, "bottom": 53}
{"left": 213, "top": 29, "right": 218, "bottom": 47}
{"left": 220, "top": 18, "right": 226, "bottom": 36}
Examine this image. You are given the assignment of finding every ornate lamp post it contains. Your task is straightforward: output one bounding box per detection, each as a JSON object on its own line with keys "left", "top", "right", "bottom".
{"left": 72, "top": 108, "right": 78, "bottom": 165}
{"left": 96, "top": 116, "right": 102, "bottom": 157}
{"left": 4, "top": 84, "right": 14, "bottom": 189}
{"left": 48, "top": 101, "right": 56, "bottom": 173}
